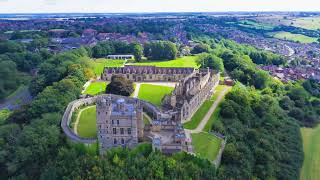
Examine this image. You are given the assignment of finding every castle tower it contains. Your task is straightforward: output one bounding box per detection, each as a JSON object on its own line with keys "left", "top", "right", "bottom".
{"left": 96, "top": 96, "right": 142, "bottom": 153}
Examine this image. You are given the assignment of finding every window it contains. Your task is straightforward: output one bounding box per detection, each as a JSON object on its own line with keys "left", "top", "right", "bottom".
{"left": 106, "top": 112, "right": 108, "bottom": 115}
{"left": 121, "top": 138, "right": 124, "bottom": 144}
{"left": 117, "top": 120, "right": 120, "bottom": 125}
{"left": 113, "top": 128, "right": 117, "bottom": 134}
{"left": 112, "top": 120, "right": 114, "bottom": 125}
{"left": 120, "top": 128, "right": 124, "bottom": 134}
{"left": 113, "top": 138, "right": 117, "bottom": 144}
{"left": 127, "top": 128, "right": 131, "bottom": 135}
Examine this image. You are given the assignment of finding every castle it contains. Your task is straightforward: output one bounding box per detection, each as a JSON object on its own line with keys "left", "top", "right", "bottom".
{"left": 96, "top": 97, "right": 144, "bottom": 152}
{"left": 95, "top": 65, "right": 220, "bottom": 153}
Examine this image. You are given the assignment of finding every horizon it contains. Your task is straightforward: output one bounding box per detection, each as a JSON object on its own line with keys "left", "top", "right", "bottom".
{"left": 1, "top": 0, "right": 320, "bottom": 14}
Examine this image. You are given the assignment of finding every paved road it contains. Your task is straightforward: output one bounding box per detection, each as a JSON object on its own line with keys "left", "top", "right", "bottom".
{"left": 185, "top": 86, "right": 230, "bottom": 136}
{"left": 133, "top": 83, "right": 141, "bottom": 98}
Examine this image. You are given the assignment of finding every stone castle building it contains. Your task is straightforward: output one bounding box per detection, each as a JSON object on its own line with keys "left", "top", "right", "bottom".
{"left": 102, "top": 65, "right": 194, "bottom": 82}
{"left": 162, "top": 68, "right": 219, "bottom": 122}
{"left": 95, "top": 65, "right": 219, "bottom": 154}
{"left": 96, "top": 96, "right": 144, "bottom": 152}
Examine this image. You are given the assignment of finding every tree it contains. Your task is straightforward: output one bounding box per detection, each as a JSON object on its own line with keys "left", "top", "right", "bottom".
{"left": 130, "top": 43, "right": 143, "bottom": 62}
{"left": 191, "top": 43, "right": 210, "bottom": 54}
{"left": 197, "top": 53, "right": 224, "bottom": 72}
{"left": 105, "top": 75, "right": 134, "bottom": 96}
{"left": 143, "top": 41, "right": 177, "bottom": 60}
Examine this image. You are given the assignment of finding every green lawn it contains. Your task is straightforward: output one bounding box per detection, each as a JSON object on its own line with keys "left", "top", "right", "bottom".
{"left": 191, "top": 132, "right": 222, "bottom": 161}
{"left": 77, "top": 106, "right": 97, "bottom": 138}
{"left": 83, "top": 81, "right": 109, "bottom": 95}
{"left": 183, "top": 100, "right": 213, "bottom": 129}
{"left": 300, "top": 124, "right": 320, "bottom": 180}
{"left": 137, "top": 84, "right": 174, "bottom": 107}
{"left": 204, "top": 85, "right": 232, "bottom": 132}
{"left": 91, "top": 59, "right": 125, "bottom": 76}
{"left": 131, "top": 56, "right": 199, "bottom": 68}
{"left": 269, "top": 31, "right": 318, "bottom": 44}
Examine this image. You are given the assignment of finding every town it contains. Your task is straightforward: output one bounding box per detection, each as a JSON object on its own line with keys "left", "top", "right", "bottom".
{"left": 0, "top": 10, "right": 319, "bottom": 180}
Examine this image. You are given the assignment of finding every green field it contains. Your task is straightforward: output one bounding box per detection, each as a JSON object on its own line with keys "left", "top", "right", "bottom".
{"left": 137, "top": 84, "right": 174, "bottom": 107}
{"left": 77, "top": 106, "right": 97, "bottom": 138}
{"left": 91, "top": 59, "right": 125, "bottom": 76}
{"left": 238, "top": 20, "right": 275, "bottom": 30}
{"left": 300, "top": 125, "right": 320, "bottom": 180}
{"left": 269, "top": 31, "right": 318, "bottom": 44}
{"left": 83, "top": 81, "right": 109, "bottom": 95}
{"left": 131, "top": 56, "right": 199, "bottom": 68}
{"left": 290, "top": 17, "right": 320, "bottom": 30}
{"left": 183, "top": 100, "right": 213, "bottom": 129}
{"left": 191, "top": 132, "right": 222, "bottom": 161}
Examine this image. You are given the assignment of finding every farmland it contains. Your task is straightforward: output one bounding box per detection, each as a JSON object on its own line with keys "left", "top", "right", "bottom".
{"left": 268, "top": 31, "right": 318, "bottom": 44}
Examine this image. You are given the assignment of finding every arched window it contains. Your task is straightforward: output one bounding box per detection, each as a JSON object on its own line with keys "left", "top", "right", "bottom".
{"left": 113, "top": 138, "right": 117, "bottom": 144}
{"left": 121, "top": 138, "right": 124, "bottom": 144}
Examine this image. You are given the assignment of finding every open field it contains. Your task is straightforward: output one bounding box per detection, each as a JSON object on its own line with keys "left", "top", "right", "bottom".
{"left": 269, "top": 31, "right": 318, "bottom": 44}
{"left": 300, "top": 125, "right": 320, "bottom": 180}
{"left": 130, "top": 56, "right": 199, "bottom": 68}
{"left": 238, "top": 20, "right": 275, "bottom": 30}
{"left": 77, "top": 106, "right": 97, "bottom": 138}
{"left": 191, "top": 132, "right": 222, "bottom": 161}
{"left": 183, "top": 100, "right": 213, "bottom": 129}
{"left": 91, "top": 59, "right": 125, "bottom": 75}
{"left": 289, "top": 17, "right": 320, "bottom": 30}
{"left": 137, "top": 84, "right": 174, "bottom": 107}
{"left": 83, "top": 81, "right": 109, "bottom": 95}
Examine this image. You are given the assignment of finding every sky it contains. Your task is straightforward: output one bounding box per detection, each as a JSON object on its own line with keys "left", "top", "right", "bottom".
{"left": 0, "top": 0, "right": 319, "bottom": 13}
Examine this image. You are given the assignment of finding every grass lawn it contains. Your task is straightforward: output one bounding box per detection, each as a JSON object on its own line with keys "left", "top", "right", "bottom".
{"left": 137, "top": 84, "right": 174, "bottom": 107}
{"left": 131, "top": 56, "right": 199, "bottom": 68}
{"left": 191, "top": 132, "right": 222, "bottom": 161}
{"left": 77, "top": 106, "right": 97, "bottom": 138}
{"left": 204, "top": 85, "right": 232, "bottom": 132}
{"left": 83, "top": 81, "right": 109, "bottom": 95}
{"left": 300, "top": 124, "right": 320, "bottom": 180}
{"left": 269, "top": 31, "right": 318, "bottom": 44}
{"left": 90, "top": 59, "right": 125, "bottom": 76}
{"left": 183, "top": 100, "right": 213, "bottom": 129}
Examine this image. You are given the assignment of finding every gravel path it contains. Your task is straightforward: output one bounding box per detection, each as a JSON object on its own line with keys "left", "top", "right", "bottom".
{"left": 185, "top": 86, "right": 230, "bottom": 137}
